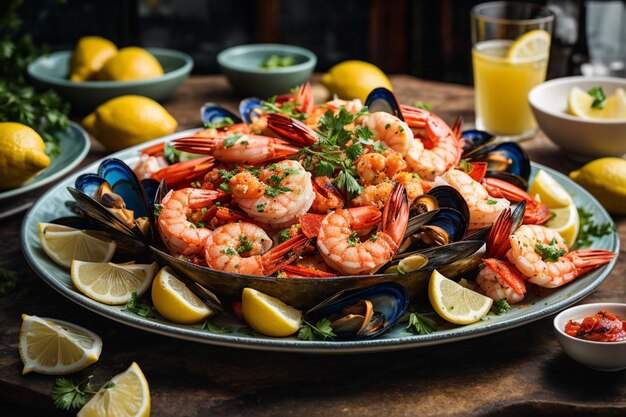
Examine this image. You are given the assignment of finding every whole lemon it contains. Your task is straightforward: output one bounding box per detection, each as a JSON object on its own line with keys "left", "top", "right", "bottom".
{"left": 0, "top": 122, "right": 51, "bottom": 190}
{"left": 97, "top": 47, "right": 163, "bottom": 81}
{"left": 69, "top": 36, "right": 118, "bottom": 82}
{"left": 321, "top": 60, "right": 392, "bottom": 103}
{"left": 82, "top": 95, "right": 177, "bottom": 151}
{"left": 569, "top": 157, "right": 626, "bottom": 215}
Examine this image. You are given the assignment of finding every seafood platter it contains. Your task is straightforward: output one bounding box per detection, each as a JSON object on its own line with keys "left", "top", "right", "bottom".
{"left": 22, "top": 84, "right": 619, "bottom": 352}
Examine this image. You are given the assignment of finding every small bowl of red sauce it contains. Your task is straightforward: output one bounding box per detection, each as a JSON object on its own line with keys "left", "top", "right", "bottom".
{"left": 554, "top": 303, "right": 626, "bottom": 372}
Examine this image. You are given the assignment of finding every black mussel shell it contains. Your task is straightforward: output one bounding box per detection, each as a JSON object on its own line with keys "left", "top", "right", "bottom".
{"left": 200, "top": 102, "right": 243, "bottom": 127}
{"left": 464, "top": 142, "right": 531, "bottom": 183}
{"left": 239, "top": 97, "right": 264, "bottom": 125}
{"left": 390, "top": 240, "right": 485, "bottom": 273}
{"left": 460, "top": 129, "right": 494, "bottom": 156}
{"left": 364, "top": 87, "right": 404, "bottom": 121}
{"left": 402, "top": 208, "right": 467, "bottom": 253}
{"left": 75, "top": 173, "right": 106, "bottom": 199}
{"left": 304, "top": 282, "right": 409, "bottom": 340}
{"left": 141, "top": 178, "right": 160, "bottom": 214}
{"left": 405, "top": 209, "right": 439, "bottom": 238}
{"left": 98, "top": 158, "right": 152, "bottom": 219}
{"left": 427, "top": 185, "right": 470, "bottom": 225}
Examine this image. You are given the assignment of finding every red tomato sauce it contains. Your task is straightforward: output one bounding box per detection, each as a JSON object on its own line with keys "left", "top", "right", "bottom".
{"left": 564, "top": 310, "right": 626, "bottom": 342}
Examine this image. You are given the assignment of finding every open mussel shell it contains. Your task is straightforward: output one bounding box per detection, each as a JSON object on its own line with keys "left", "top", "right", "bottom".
{"left": 75, "top": 174, "right": 106, "bottom": 198}
{"left": 239, "top": 97, "right": 264, "bottom": 125}
{"left": 200, "top": 102, "right": 243, "bottom": 126}
{"left": 401, "top": 207, "right": 467, "bottom": 253}
{"left": 364, "top": 87, "right": 404, "bottom": 120}
{"left": 460, "top": 129, "right": 494, "bottom": 156}
{"left": 389, "top": 240, "right": 485, "bottom": 274}
{"left": 464, "top": 142, "right": 531, "bottom": 184}
{"left": 98, "top": 158, "right": 152, "bottom": 219}
{"left": 304, "top": 282, "right": 409, "bottom": 340}
{"left": 427, "top": 185, "right": 469, "bottom": 225}
{"left": 148, "top": 244, "right": 484, "bottom": 310}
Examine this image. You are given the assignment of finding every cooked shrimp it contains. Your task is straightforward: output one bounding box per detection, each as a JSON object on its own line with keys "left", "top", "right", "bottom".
{"left": 507, "top": 225, "right": 616, "bottom": 288}
{"left": 204, "top": 222, "right": 310, "bottom": 275}
{"left": 402, "top": 107, "right": 463, "bottom": 180}
{"left": 318, "top": 183, "right": 409, "bottom": 275}
{"left": 356, "top": 149, "right": 407, "bottom": 186}
{"left": 359, "top": 112, "right": 413, "bottom": 156}
{"left": 310, "top": 176, "right": 344, "bottom": 213}
{"left": 133, "top": 154, "right": 168, "bottom": 180}
{"left": 351, "top": 171, "right": 423, "bottom": 208}
{"left": 157, "top": 188, "right": 220, "bottom": 256}
{"left": 476, "top": 259, "right": 526, "bottom": 304}
{"left": 230, "top": 160, "right": 315, "bottom": 227}
{"left": 440, "top": 169, "right": 510, "bottom": 230}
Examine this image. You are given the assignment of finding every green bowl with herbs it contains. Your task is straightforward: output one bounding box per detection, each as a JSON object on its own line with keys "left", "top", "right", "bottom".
{"left": 27, "top": 48, "right": 193, "bottom": 114}
{"left": 217, "top": 44, "right": 316, "bottom": 97}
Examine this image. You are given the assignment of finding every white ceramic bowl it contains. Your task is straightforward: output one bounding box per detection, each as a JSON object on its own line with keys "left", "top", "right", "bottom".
{"left": 529, "top": 76, "right": 626, "bottom": 159}
{"left": 553, "top": 303, "right": 626, "bottom": 372}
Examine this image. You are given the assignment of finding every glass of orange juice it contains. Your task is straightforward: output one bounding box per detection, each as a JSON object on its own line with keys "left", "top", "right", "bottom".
{"left": 471, "top": 2, "right": 554, "bottom": 140}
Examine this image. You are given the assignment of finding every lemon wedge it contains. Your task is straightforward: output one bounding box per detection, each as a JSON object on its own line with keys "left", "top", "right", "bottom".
{"left": 77, "top": 362, "right": 150, "bottom": 417}
{"left": 545, "top": 204, "right": 579, "bottom": 248}
{"left": 428, "top": 269, "right": 493, "bottom": 325}
{"left": 39, "top": 223, "right": 117, "bottom": 269}
{"left": 529, "top": 169, "right": 573, "bottom": 209}
{"left": 71, "top": 261, "right": 158, "bottom": 305}
{"left": 568, "top": 87, "right": 626, "bottom": 119}
{"left": 151, "top": 267, "right": 213, "bottom": 324}
{"left": 19, "top": 314, "right": 102, "bottom": 375}
{"left": 241, "top": 288, "right": 302, "bottom": 337}
{"left": 506, "top": 29, "right": 551, "bottom": 60}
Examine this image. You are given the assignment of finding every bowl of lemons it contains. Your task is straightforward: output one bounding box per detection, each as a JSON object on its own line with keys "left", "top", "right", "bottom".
{"left": 27, "top": 36, "right": 193, "bottom": 113}
{"left": 529, "top": 76, "right": 626, "bottom": 159}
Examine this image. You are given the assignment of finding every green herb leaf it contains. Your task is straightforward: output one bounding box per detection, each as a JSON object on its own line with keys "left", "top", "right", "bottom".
{"left": 297, "top": 318, "right": 336, "bottom": 341}
{"left": 204, "top": 116, "right": 234, "bottom": 129}
{"left": 237, "top": 234, "right": 254, "bottom": 253}
{"left": 347, "top": 231, "right": 360, "bottom": 247}
{"left": 0, "top": 266, "right": 20, "bottom": 296}
{"left": 260, "top": 54, "right": 295, "bottom": 69}
{"left": 493, "top": 299, "right": 510, "bottom": 315}
{"left": 587, "top": 86, "right": 606, "bottom": 109}
{"left": 265, "top": 185, "right": 291, "bottom": 197}
{"left": 411, "top": 101, "right": 433, "bottom": 111}
{"left": 575, "top": 207, "right": 615, "bottom": 248}
{"left": 201, "top": 319, "right": 232, "bottom": 334}
{"left": 534, "top": 241, "right": 566, "bottom": 262}
{"left": 52, "top": 376, "right": 96, "bottom": 410}
{"left": 222, "top": 134, "right": 242, "bottom": 148}
{"left": 487, "top": 199, "right": 497, "bottom": 205}
{"left": 406, "top": 313, "right": 437, "bottom": 335}
{"left": 122, "top": 292, "right": 156, "bottom": 318}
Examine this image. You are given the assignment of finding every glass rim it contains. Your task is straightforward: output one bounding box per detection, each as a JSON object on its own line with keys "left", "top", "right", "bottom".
{"left": 471, "top": 1, "right": 555, "bottom": 26}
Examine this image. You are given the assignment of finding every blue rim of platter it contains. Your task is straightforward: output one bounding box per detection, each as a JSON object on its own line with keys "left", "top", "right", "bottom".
{"left": 21, "top": 130, "right": 620, "bottom": 354}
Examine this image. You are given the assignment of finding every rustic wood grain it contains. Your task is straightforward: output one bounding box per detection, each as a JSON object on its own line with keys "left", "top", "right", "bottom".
{"left": 1, "top": 75, "right": 624, "bottom": 417}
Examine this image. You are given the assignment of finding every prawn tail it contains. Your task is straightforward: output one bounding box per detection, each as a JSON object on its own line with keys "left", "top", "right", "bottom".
{"left": 486, "top": 201, "right": 525, "bottom": 259}
{"left": 568, "top": 249, "right": 616, "bottom": 275}
{"left": 266, "top": 113, "right": 318, "bottom": 146}
{"left": 482, "top": 258, "right": 526, "bottom": 295}
{"left": 261, "top": 233, "right": 311, "bottom": 275}
{"left": 382, "top": 182, "right": 409, "bottom": 247}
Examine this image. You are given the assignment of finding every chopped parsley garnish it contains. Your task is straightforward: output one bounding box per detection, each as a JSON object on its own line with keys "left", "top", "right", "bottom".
{"left": 237, "top": 235, "right": 254, "bottom": 253}
{"left": 256, "top": 203, "right": 266, "bottom": 212}
{"left": 575, "top": 207, "right": 615, "bottom": 248}
{"left": 297, "top": 319, "right": 336, "bottom": 341}
{"left": 487, "top": 199, "right": 497, "bottom": 205}
{"left": 265, "top": 185, "right": 291, "bottom": 197}
{"left": 534, "top": 238, "right": 566, "bottom": 262}
{"left": 347, "top": 231, "right": 360, "bottom": 247}
{"left": 52, "top": 376, "right": 96, "bottom": 410}
{"left": 406, "top": 313, "right": 437, "bottom": 335}
{"left": 260, "top": 54, "right": 295, "bottom": 69}
{"left": 153, "top": 203, "right": 162, "bottom": 217}
{"left": 369, "top": 233, "right": 379, "bottom": 242}
{"left": 587, "top": 86, "right": 606, "bottom": 109}
{"left": 123, "top": 292, "right": 156, "bottom": 318}
{"left": 493, "top": 299, "right": 510, "bottom": 315}
{"left": 204, "top": 117, "right": 234, "bottom": 129}
{"left": 223, "top": 247, "right": 237, "bottom": 256}
{"left": 201, "top": 319, "right": 232, "bottom": 334}
{"left": 223, "top": 133, "right": 243, "bottom": 148}
{"left": 262, "top": 96, "right": 308, "bottom": 121}
{"left": 278, "top": 227, "right": 293, "bottom": 243}
{"left": 411, "top": 101, "right": 433, "bottom": 111}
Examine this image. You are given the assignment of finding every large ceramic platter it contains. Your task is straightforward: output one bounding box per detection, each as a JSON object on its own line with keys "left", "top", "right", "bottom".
{"left": 0, "top": 121, "right": 90, "bottom": 203}
{"left": 21, "top": 131, "right": 619, "bottom": 353}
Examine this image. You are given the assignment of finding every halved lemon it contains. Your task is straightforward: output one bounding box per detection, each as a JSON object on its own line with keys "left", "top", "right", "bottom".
{"left": 528, "top": 169, "right": 572, "bottom": 209}
{"left": 151, "top": 267, "right": 213, "bottom": 324}
{"left": 39, "top": 223, "right": 116, "bottom": 269}
{"left": 545, "top": 204, "right": 579, "bottom": 248}
{"left": 241, "top": 288, "right": 302, "bottom": 337}
{"left": 19, "top": 314, "right": 102, "bottom": 375}
{"left": 568, "top": 86, "right": 626, "bottom": 119}
{"left": 77, "top": 362, "right": 150, "bottom": 417}
{"left": 506, "top": 29, "right": 551, "bottom": 60}
{"left": 428, "top": 269, "right": 493, "bottom": 325}
{"left": 71, "top": 261, "right": 158, "bottom": 305}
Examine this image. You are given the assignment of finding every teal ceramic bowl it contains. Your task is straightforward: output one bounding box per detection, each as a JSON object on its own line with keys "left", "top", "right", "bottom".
{"left": 27, "top": 48, "right": 194, "bottom": 113}
{"left": 217, "top": 44, "right": 316, "bottom": 98}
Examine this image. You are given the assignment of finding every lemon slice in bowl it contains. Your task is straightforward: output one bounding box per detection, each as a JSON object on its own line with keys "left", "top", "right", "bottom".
{"left": 568, "top": 86, "right": 626, "bottom": 119}
{"left": 71, "top": 261, "right": 158, "bottom": 305}
{"left": 39, "top": 223, "right": 117, "bottom": 269}
{"left": 77, "top": 362, "right": 150, "bottom": 417}
{"left": 242, "top": 288, "right": 302, "bottom": 337}
{"left": 19, "top": 314, "right": 102, "bottom": 375}
{"left": 428, "top": 269, "right": 493, "bottom": 325}
{"left": 545, "top": 204, "right": 579, "bottom": 248}
{"left": 151, "top": 267, "right": 213, "bottom": 324}
{"left": 506, "top": 29, "right": 551, "bottom": 60}
{"left": 528, "top": 169, "right": 573, "bottom": 209}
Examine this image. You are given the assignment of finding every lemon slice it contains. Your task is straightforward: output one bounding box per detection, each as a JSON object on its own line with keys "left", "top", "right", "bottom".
{"left": 77, "top": 362, "right": 150, "bottom": 417}
{"left": 71, "top": 261, "right": 158, "bottom": 305}
{"left": 568, "top": 87, "right": 626, "bottom": 119}
{"left": 39, "top": 223, "right": 117, "bottom": 269}
{"left": 528, "top": 169, "right": 572, "bottom": 209}
{"left": 545, "top": 204, "right": 580, "bottom": 248}
{"left": 241, "top": 288, "right": 302, "bottom": 337}
{"left": 151, "top": 267, "right": 213, "bottom": 324}
{"left": 506, "top": 29, "right": 551, "bottom": 60}
{"left": 428, "top": 269, "right": 493, "bottom": 325}
{"left": 19, "top": 314, "right": 102, "bottom": 375}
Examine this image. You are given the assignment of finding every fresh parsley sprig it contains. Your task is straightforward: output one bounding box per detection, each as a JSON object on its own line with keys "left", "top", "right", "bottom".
{"left": 493, "top": 299, "right": 510, "bottom": 315}
{"left": 297, "top": 318, "right": 336, "bottom": 341}
{"left": 587, "top": 86, "right": 606, "bottom": 109}
{"left": 201, "top": 319, "right": 232, "bottom": 334}
{"left": 575, "top": 207, "right": 615, "bottom": 248}
{"left": 51, "top": 376, "right": 96, "bottom": 410}
{"left": 0, "top": 266, "right": 20, "bottom": 296}
{"left": 405, "top": 312, "right": 437, "bottom": 335}
{"left": 534, "top": 238, "right": 566, "bottom": 262}
{"left": 123, "top": 292, "right": 156, "bottom": 318}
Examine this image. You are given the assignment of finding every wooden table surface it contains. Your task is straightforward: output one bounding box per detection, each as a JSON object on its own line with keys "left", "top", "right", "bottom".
{"left": 1, "top": 75, "right": 625, "bottom": 417}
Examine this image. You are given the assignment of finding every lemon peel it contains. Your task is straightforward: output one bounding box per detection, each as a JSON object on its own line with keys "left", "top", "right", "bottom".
{"left": 151, "top": 267, "right": 213, "bottom": 324}
{"left": 0, "top": 122, "right": 50, "bottom": 190}
{"left": 321, "top": 60, "right": 392, "bottom": 103}
{"left": 70, "top": 36, "right": 118, "bottom": 82}
{"left": 242, "top": 287, "right": 302, "bottom": 337}
{"left": 569, "top": 157, "right": 626, "bottom": 215}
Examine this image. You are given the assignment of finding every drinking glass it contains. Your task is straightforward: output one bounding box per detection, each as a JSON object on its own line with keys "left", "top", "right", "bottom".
{"left": 471, "top": 2, "right": 555, "bottom": 140}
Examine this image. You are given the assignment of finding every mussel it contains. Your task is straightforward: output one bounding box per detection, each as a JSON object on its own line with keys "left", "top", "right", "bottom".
{"left": 400, "top": 208, "right": 469, "bottom": 254}
{"left": 238, "top": 97, "right": 264, "bottom": 125}
{"left": 304, "top": 282, "right": 409, "bottom": 340}
{"left": 364, "top": 87, "right": 404, "bottom": 120}
{"left": 460, "top": 129, "right": 495, "bottom": 156}
{"left": 427, "top": 185, "right": 470, "bottom": 225}
{"left": 200, "top": 103, "right": 243, "bottom": 127}
{"left": 464, "top": 141, "right": 531, "bottom": 187}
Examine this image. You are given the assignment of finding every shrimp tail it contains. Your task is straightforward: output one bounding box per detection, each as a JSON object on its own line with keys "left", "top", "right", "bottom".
{"left": 294, "top": 82, "right": 314, "bottom": 115}
{"left": 382, "top": 182, "right": 409, "bottom": 247}
{"left": 482, "top": 178, "right": 551, "bottom": 225}
{"left": 151, "top": 156, "right": 215, "bottom": 189}
{"left": 267, "top": 113, "right": 318, "bottom": 146}
{"left": 261, "top": 234, "right": 312, "bottom": 275}
{"left": 279, "top": 264, "right": 336, "bottom": 278}
{"left": 567, "top": 249, "right": 616, "bottom": 275}
{"left": 300, "top": 206, "right": 381, "bottom": 238}
{"left": 485, "top": 201, "right": 526, "bottom": 259}
{"left": 482, "top": 258, "right": 526, "bottom": 295}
